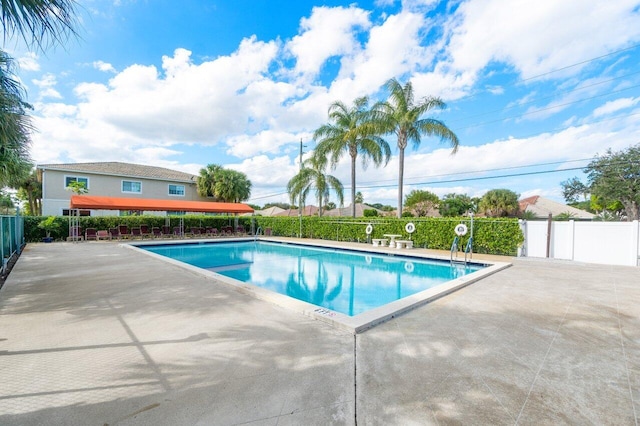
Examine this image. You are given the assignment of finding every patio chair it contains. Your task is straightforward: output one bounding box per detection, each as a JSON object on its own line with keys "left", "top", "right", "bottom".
{"left": 173, "top": 226, "right": 184, "bottom": 238}
{"left": 235, "top": 226, "right": 245, "bottom": 235}
{"left": 206, "top": 227, "right": 218, "bottom": 237}
{"left": 190, "top": 227, "right": 202, "bottom": 237}
{"left": 118, "top": 225, "right": 130, "bottom": 239}
{"left": 109, "top": 228, "right": 120, "bottom": 239}
{"left": 151, "top": 227, "right": 162, "bottom": 238}
{"left": 96, "top": 230, "right": 111, "bottom": 241}
{"left": 85, "top": 228, "right": 98, "bottom": 241}
{"left": 131, "top": 227, "right": 142, "bottom": 239}
{"left": 161, "top": 225, "right": 172, "bottom": 238}
{"left": 140, "top": 224, "right": 151, "bottom": 238}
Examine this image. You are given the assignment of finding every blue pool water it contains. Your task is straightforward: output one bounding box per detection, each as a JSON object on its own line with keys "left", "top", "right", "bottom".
{"left": 141, "top": 241, "right": 484, "bottom": 316}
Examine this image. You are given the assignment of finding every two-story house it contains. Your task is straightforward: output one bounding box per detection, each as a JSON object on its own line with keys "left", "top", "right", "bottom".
{"left": 37, "top": 162, "right": 208, "bottom": 216}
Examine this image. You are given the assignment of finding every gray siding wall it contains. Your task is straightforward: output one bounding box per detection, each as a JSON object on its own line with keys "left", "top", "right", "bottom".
{"left": 41, "top": 169, "right": 208, "bottom": 216}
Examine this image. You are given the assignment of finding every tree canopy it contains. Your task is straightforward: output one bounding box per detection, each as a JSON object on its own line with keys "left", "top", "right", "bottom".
{"left": 586, "top": 144, "right": 640, "bottom": 220}
{"left": 196, "top": 164, "right": 252, "bottom": 203}
{"left": 439, "top": 193, "right": 477, "bottom": 217}
{"left": 404, "top": 189, "right": 439, "bottom": 217}
{"left": 478, "top": 189, "right": 519, "bottom": 217}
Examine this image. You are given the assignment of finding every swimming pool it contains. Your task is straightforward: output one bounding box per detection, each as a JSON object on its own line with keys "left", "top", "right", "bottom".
{"left": 134, "top": 239, "right": 509, "bottom": 331}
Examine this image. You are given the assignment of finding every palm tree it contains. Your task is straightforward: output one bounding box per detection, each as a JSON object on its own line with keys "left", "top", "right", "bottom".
{"left": 0, "top": 1, "right": 80, "bottom": 189}
{"left": 287, "top": 155, "right": 344, "bottom": 217}
{"left": 1, "top": 0, "right": 79, "bottom": 49}
{"left": 0, "top": 51, "right": 33, "bottom": 187}
{"left": 196, "top": 164, "right": 251, "bottom": 202}
{"left": 314, "top": 97, "right": 391, "bottom": 217}
{"left": 373, "top": 78, "right": 459, "bottom": 218}
{"left": 214, "top": 168, "right": 252, "bottom": 203}
{"left": 196, "top": 164, "right": 223, "bottom": 198}
{"left": 16, "top": 168, "right": 42, "bottom": 215}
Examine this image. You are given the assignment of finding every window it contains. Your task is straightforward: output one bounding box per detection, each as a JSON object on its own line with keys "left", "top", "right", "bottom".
{"left": 168, "top": 184, "right": 185, "bottom": 196}
{"left": 65, "top": 176, "right": 89, "bottom": 190}
{"left": 62, "top": 209, "right": 91, "bottom": 216}
{"left": 122, "top": 180, "right": 142, "bottom": 193}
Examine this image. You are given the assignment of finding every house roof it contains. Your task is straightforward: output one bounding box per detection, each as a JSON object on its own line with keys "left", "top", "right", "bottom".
{"left": 519, "top": 195, "right": 595, "bottom": 219}
{"left": 252, "top": 206, "right": 286, "bottom": 216}
{"left": 273, "top": 205, "right": 319, "bottom": 216}
{"left": 38, "top": 162, "right": 197, "bottom": 183}
{"left": 270, "top": 204, "right": 383, "bottom": 217}
{"left": 323, "top": 203, "right": 383, "bottom": 217}
{"left": 70, "top": 195, "right": 254, "bottom": 214}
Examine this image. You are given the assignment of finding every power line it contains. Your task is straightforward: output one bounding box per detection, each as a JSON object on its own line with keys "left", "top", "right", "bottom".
{"left": 521, "top": 43, "right": 640, "bottom": 82}
{"left": 448, "top": 43, "right": 640, "bottom": 105}
{"left": 452, "top": 83, "right": 640, "bottom": 131}
{"left": 447, "top": 69, "right": 640, "bottom": 125}
{"left": 359, "top": 158, "right": 594, "bottom": 186}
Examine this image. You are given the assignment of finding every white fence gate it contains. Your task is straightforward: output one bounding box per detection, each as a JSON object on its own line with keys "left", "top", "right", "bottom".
{"left": 519, "top": 220, "right": 640, "bottom": 267}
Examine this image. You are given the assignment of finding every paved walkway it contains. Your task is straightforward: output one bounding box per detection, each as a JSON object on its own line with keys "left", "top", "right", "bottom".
{"left": 0, "top": 241, "right": 638, "bottom": 425}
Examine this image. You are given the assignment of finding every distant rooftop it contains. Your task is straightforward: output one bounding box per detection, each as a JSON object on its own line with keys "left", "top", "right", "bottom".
{"left": 38, "top": 162, "right": 197, "bottom": 183}
{"left": 519, "top": 195, "right": 595, "bottom": 219}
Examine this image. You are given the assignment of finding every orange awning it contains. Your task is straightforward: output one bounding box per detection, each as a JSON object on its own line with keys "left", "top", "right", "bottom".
{"left": 70, "top": 195, "right": 254, "bottom": 214}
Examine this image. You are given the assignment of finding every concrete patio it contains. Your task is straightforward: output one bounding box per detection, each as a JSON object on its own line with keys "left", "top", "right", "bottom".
{"left": 0, "top": 240, "right": 638, "bottom": 425}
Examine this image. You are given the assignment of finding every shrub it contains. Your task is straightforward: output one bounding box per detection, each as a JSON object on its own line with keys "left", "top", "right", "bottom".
{"left": 363, "top": 209, "right": 378, "bottom": 217}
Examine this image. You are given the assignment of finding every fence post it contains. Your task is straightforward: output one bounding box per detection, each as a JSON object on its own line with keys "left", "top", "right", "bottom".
{"left": 569, "top": 220, "right": 575, "bottom": 261}
{"left": 546, "top": 213, "right": 552, "bottom": 258}
{"left": 517, "top": 219, "right": 526, "bottom": 257}
{"left": 632, "top": 220, "right": 639, "bottom": 267}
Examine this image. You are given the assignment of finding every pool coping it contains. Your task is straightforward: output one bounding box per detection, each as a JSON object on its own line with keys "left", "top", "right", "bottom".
{"left": 125, "top": 237, "right": 511, "bottom": 333}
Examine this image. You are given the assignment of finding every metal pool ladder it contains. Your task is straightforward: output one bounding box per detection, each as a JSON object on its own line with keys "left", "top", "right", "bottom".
{"left": 450, "top": 236, "right": 471, "bottom": 266}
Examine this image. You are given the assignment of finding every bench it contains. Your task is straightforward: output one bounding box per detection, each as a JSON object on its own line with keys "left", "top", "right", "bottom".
{"left": 395, "top": 240, "right": 413, "bottom": 249}
{"left": 372, "top": 238, "right": 389, "bottom": 247}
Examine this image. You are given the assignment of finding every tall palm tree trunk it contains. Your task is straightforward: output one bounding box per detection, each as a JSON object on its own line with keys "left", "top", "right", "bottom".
{"left": 351, "top": 154, "right": 357, "bottom": 217}
{"left": 397, "top": 147, "right": 405, "bottom": 218}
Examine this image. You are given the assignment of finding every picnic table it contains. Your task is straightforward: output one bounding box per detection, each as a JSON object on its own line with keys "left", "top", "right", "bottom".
{"left": 383, "top": 234, "right": 402, "bottom": 248}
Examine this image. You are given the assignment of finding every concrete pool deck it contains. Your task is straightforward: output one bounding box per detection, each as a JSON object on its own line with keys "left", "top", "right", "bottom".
{"left": 0, "top": 240, "right": 638, "bottom": 425}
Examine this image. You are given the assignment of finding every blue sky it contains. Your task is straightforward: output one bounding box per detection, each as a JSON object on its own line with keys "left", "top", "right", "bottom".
{"left": 8, "top": 0, "right": 640, "bottom": 207}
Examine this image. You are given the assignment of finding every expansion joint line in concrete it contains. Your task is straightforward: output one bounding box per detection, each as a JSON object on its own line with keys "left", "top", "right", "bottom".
{"left": 613, "top": 278, "right": 639, "bottom": 425}
{"left": 354, "top": 333, "right": 358, "bottom": 426}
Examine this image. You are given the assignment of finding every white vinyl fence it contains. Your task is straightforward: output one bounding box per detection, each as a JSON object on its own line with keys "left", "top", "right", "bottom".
{"left": 519, "top": 220, "right": 640, "bottom": 266}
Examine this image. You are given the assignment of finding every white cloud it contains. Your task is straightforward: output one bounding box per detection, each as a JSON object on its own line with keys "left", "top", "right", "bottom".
{"left": 592, "top": 97, "right": 640, "bottom": 117}
{"left": 225, "top": 130, "right": 310, "bottom": 158}
{"left": 441, "top": 0, "right": 640, "bottom": 84}
{"left": 32, "top": 73, "right": 62, "bottom": 99}
{"left": 92, "top": 60, "right": 116, "bottom": 73}
{"left": 286, "top": 6, "right": 371, "bottom": 79}
{"left": 338, "top": 11, "right": 430, "bottom": 94}
{"left": 17, "top": 52, "right": 39, "bottom": 71}
{"left": 70, "top": 37, "right": 280, "bottom": 144}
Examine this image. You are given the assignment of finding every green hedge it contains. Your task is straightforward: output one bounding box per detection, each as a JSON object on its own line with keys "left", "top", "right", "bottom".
{"left": 254, "top": 216, "right": 523, "bottom": 256}
{"left": 24, "top": 215, "right": 523, "bottom": 256}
